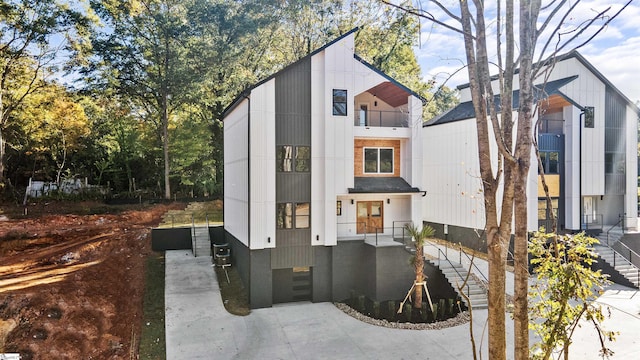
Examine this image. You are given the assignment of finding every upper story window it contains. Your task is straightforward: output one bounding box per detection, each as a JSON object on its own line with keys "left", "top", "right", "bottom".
{"left": 584, "top": 106, "right": 594, "bottom": 128}
{"left": 277, "top": 145, "right": 310, "bottom": 172}
{"left": 277, "top": 202, "right": 310, "bottom": 229}
{"left": 539, "top": 151, "right": 559, "bottom": 174}
{"left": 333, "top": 89, "right": 347, "bottom": 116}
{"left": 364, "top": 147, "right": 393, "bottom": 174}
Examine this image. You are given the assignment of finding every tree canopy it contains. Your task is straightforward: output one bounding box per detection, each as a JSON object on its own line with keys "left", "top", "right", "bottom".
{"left": 1, "top": 0, "right": 456, "bottom": 199}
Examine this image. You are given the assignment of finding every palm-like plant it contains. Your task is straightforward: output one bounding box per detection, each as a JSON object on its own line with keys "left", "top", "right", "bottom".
{"left": 405, "top": 224, "right": 435, "bottom": 309}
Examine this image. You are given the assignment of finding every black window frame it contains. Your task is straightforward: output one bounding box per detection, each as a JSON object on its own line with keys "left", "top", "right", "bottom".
{"left": 277, "top": 202, "right": 310, "bottom": 229}
{"left": 333, "top": 89, "right": 347, "bottom": 116}
{"left": 277, "top": 145, "right": 310, "bottom": 172}
{"left": 584, "top": 106, "right": 594, "bottom": 128}
{"left": 363, "top": 147, "right": 394, "bottom": 174}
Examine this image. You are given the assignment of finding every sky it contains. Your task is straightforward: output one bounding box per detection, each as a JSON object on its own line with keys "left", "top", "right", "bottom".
{"left": 412, "top": 0, "right": 640, "bottom": 104}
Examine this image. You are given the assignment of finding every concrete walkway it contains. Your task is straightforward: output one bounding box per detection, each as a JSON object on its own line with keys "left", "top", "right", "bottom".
{"left": 165, "top": 249, "right": 640, "bottom": 359}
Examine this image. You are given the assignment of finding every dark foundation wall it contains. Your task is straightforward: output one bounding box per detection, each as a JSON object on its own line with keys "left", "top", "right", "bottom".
{"left": 332, "top": 241, "right": 367, "bottom": 301}
{"left": 424, "top": 222, "right": 487, "bottom": 252}
{"left": 313, "top": 246, "right": 332, "bottom": 302}
{"left": 372, "top": 245, "right": 414, "bottom": 301}
{"left": 424, "top": 221, "right": 515, "bottom": 262}
{"left": 225, "top": 231, "right": 273, "bottom": 309}
{"left": 151, "top": 227, "right": 191, "bottom": 251}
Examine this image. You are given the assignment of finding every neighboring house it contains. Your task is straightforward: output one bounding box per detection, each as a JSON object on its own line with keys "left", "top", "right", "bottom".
{"left": 222, "top": 29, "right": 429, "bottom": 308}
{"left": 423, "top": 51, "right": 640, "bottom": 250}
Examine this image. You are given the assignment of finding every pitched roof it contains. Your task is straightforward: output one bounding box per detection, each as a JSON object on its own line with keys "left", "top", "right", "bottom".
{"left": 221, "top": 28, "right": 426, "bottom": 119}
{"left": 348, "top": 177, "right": 422, "bottom": 194}
{"left": 425, "top": 75, "right": 579, "bottom": 126}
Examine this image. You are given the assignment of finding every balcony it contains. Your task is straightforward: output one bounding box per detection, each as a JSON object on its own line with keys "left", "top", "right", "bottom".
{"left": 354, "top": 110, "right": 409, "bottom": 128}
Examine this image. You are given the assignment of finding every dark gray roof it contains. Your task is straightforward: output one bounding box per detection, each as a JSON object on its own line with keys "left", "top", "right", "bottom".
{"left": 425, "top": 76, "right": 579, "bottom": 126}
{"left": 348, "top": 177, "right": 422, "bottom": 194}
{"left": 457, "top": 51, "right": 640, "bottom": 115}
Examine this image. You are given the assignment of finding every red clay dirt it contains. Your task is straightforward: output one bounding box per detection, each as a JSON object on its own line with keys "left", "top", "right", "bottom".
{"left": 0, "top": 201, "right": 184, "bottom": 359}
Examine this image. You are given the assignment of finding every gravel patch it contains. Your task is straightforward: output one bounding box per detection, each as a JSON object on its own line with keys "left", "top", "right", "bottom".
{"left": 334, "top": 302, "right": 470, "bottom": 330}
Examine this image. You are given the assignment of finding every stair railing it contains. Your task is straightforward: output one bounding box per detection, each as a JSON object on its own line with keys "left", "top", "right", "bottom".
{"left": 458, "top": 244, "right": 489, "bottom": 284}
{"left": 426, "top": 242, "right": 471, "bottom": 299}
{"left": 612, "top": 242, "right": 640, "bottom": 282}
{"left": 606, "top": 214, "right": 625, "bottom": 246}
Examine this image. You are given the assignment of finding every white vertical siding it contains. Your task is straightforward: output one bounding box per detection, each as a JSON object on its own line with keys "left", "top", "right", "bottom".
{"left": 224, "top": 100, "right": 249, "bottom": 246}
{"left": 563, "top": 106, "right": 582, "bottom": 230}
{"left": 423, "top": 119, "right": 486, "bottom": 230}
{"left": 312, "top": 52, "right": 329, "bottom": 246}
{"left": 249, "top": 80, "right": 276, "bottom": 250}
{"left": 625, "top": 104, "right": 638, "bottom": 230}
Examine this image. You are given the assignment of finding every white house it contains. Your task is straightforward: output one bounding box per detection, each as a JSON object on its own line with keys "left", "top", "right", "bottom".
{"left": 222, "top": 29, "right": 428, "bottom": 308}
{"left": 423, "top": 51, "right": 639, "bottom": 252}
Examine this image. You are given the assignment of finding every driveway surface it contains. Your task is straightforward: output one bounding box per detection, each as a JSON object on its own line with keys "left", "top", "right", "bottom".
{"left": 165, "top": 249, "right": 640, "bottom": 359}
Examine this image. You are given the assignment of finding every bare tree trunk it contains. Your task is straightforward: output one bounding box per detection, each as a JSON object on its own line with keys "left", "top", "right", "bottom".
{"left": 0, "top": 127, "right": 5, "bottom": 185}
{"left": 162, "top": 94, "right": 170, "bottom": 199}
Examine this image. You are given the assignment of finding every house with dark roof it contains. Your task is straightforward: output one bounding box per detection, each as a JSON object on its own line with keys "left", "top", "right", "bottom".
{"left": 423, "top": 51, "right": 640, "bottom": 253}
{"left": 222, "top": 29, "right": 430, "bottom": 308}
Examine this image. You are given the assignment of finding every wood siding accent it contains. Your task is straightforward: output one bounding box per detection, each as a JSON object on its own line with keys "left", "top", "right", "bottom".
{"left": 354, "top": 139, "right": 401, "bottom": 177}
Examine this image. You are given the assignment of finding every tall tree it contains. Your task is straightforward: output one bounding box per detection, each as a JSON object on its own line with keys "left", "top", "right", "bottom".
{"left": 381, "top": 0, "right": 631, "bottom": 359}
{"left": 0, "top": 0, "right": 92, "bottom": 188}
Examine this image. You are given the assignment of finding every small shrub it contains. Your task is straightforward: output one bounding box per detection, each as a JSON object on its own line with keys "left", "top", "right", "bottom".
{"left": 372, "top": 301, "right": 380, "bottom": 318}
{"left": 388, "top": 301, "right": 396, "bottom": 321}
{"left": 431, "top": 303, "right": 438, "bottom": 321}
{"left": 421, "top": 303, "right": 429, "bottom": 321}
{"left": 404, "top": 303, "right": 412, "bottom": 321}
{"left": 438, "top": 299, "right": 446, "bottom": 319}
{"left": 356, "top": 295, "right": 365, "bottom": 312}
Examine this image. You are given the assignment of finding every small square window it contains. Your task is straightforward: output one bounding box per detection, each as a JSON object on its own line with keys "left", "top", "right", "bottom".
{"left": 295, "top": 203, "right": 310, "bottom": 229}
{"left": 277, "top": 203, "right": 293, "bottom": 229}
{"left": 277, "top": 146, "right": 293, "bottom": 172}
{"left": 336, "top": 200, "right": 342, "bottom": 216}
{"left": 295, "top": 146, "right": 310, "bottom": 172}
{"left": 333, "top": 89, "right": 347, "bottom": 116}
{"left": 584, "top": 106, "right": 594, "bottom": 128}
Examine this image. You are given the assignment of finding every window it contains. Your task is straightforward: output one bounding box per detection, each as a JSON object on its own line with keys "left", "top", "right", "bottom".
{"left": 277, "top": 202, "right": 310, "bottom": 229}
{"left": 584, "top": 106, "right": 594, "bottom": 128}
{"left": 364, "top": 148, "right": 393, "bottom": 174}
{"left": 277, "top": 145, "right": 310, "bottom": 172}
{"left": 295, "top": 146, "right": 310, "bottom": 172}
{"left": 333, "top": 89, "right": 347, "bottom": 116}
{"left": 336, "top": 200, "right": 342, "bottom": 216}
{"left": 538, "top": 151, "right": 559, "bottom": 174}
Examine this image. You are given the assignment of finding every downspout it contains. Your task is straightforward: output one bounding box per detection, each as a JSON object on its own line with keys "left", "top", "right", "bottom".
{"left": 579, "top": 111, "right": 584, "bottom": 231}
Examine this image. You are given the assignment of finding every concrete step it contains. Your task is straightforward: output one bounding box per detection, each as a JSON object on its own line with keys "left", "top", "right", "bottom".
{"left": 427, "top": 259, "right": 488, "bottom": 310}
{"left": 594, "top": 245, "right": 640, "bottom": 289}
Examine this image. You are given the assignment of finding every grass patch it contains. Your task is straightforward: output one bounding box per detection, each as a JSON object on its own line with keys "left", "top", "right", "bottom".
{"left": 215, "top": 266, "right": 250, "bottom": 316}
{"left": 139, "top": 252, "right": 166, "bottom": 359}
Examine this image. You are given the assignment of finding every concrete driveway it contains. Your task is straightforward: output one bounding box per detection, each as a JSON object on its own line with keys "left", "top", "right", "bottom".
{"left": 165, "top": 250, "right": 640, "bottom": 359}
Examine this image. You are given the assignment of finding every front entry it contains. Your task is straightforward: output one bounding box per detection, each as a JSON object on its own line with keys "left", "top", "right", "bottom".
{"left": 357, "top": 201, "right": 383, "bottom": 234}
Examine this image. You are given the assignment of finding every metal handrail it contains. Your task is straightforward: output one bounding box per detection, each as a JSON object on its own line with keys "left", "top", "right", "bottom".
{"left": 458, "top": 244, "right": 489, "bottom": 284}
{"left": 606, "top": 214, "right": 625, "bottom": 246}
{"left": 612, "top": 241, "right": 640, "bottom": 267}
{"left": 429, "top": 244, "right": 471, "bottom": 298}
{"left": 392, "top": 220, "right": 413, "bottom": 240}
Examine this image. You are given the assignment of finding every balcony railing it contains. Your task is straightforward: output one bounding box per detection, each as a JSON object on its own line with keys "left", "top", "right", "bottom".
{"left": 354, "top": 110, "right": 409, "bottom": 128}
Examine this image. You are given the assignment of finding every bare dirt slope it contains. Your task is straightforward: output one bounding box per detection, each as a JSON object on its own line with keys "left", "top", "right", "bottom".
{"left": 0, "top": 202, "right": 184, "bottom": 359}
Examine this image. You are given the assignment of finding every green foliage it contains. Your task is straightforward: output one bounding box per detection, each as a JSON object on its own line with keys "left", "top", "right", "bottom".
{"left": 529, "top": 231, "right": 616, "bottom": 359}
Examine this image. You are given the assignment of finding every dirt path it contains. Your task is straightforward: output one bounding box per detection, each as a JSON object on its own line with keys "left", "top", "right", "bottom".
{"left": 0, "top": 202, "right": 184, "bottom": 359}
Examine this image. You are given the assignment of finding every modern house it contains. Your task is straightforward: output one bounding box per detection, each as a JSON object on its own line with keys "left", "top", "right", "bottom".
{"left": 222, "top": 29, "right": 431, "bottom": 308}
{"left": 423, "top": 51, "right": 639, "bottom": 251}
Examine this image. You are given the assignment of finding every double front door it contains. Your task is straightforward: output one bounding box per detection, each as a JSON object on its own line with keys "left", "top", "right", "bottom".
{"left": 357, "top": 201, "right": 383, "bottom": 234}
